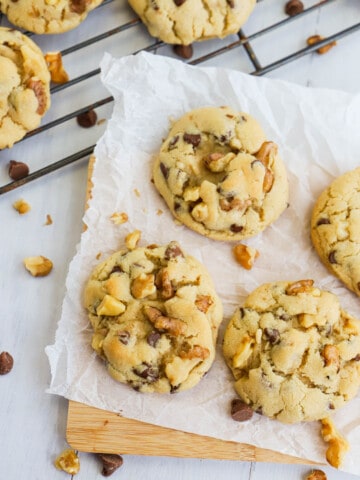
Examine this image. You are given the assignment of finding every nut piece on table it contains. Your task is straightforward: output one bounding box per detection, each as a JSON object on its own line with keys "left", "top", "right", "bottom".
{"left": 23, "top": 256, "right": 53, "bottom": 277}
{"left": 125, "top": 230, "right": 141, "bottom": 250}
{"left": 54, "top": 448, "right": 80, "bottom": 475}
{"left": 305, "top": 470, "right": 327, "bottom": 480}
{"left": 13, "top": 199, "right": 31, "bottom": 215}
{"left": 96, "top": 453, "right": 123, "bottom": 477}
{"left": 0, "top": 351, "right": 14, "bottom": 375}
{"left": 110, "top": 212, "right": 128, "bottom": 225}
{"left": 320, "top": 417, "right": 350, "bottom": 468}
{"left": 44, "top": 214, "right": 53, "bottom": 225}
{"left": 77, "top": 109, "right": 98, "bottom": 128}
{"left": 233, "top": 244, "right": 259, "bottom": 270}
{"left": 284, "top": 0, "right": 304, "bottom": 16}
{"left": 45, "top": 52, "right": 69, "bottom": 84}
{"left": 307, "top": 35, "right": 337, "bottom": 54}
{"left": 8, "top": 160, "right": 29, "bottom": 181}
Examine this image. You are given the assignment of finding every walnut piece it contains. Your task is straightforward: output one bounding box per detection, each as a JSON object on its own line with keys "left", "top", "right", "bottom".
{"left": 322, "top": 344, "right": 340, "bottom": 369}
{"left": 23, "top": 256, "right": 53, "bottom": 277}
{"left": 155, "top": 269, "right": 174, "bottom": 299}
{"left": 13, "top": 199, "right": 31, "bottom": 215}
{"left": 195, "top": 295, "right": 213, "bottom": 313}
{"left": 54, "top": 448, "right": 80, "bottom": 475}
{"left": 320, "top": 417, "right": 349, "bottom": 468}
{"left": 26, "top": 78, "right": 47, "bottom": 115}
{"left": 125, "top": 230, "right": 141, "bottom": 250}
{"left": 110, "top": 212, "right": 128, "bottom": 225}
{"left": 285, "top": 279, "right": 314, "bottom": 295}
{"left": 96, "top": 295, "right": 126, "bottom": 316}
{"left": 305, "top": 470, "right": 327, "bottom": 480}
{"left": 45, "top": 52, "right": 69, "bottom": 84}
{"left": 131, "top": 273, "right": 156, "bottom": 299}
{"left": 233, "top": 244, "right": 259, "bottom": 270}
{"left": 255, "top": 141, "right": 278, "bottom": 167}
{"left": 179, "top": 345, "right": 210, "bottom": 360}
{"left": 307, "top": 35, "right": 337, "bottom": 54}
{"left": 144, "top": 306, "right": 186, "bottom": 336}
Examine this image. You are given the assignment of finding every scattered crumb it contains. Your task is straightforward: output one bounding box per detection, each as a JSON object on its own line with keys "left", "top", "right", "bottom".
{"left": 307, "top": 35, "right": 337, "bottom": 54}
{"left": 97, "top": 118, "right": 106, "bottom": 126}
{"left": 142, "top": 208, "right": 148, "bottom": 214}
{"left": 125, "top": 230, "right": 141, "bottom": 250}
{"left": 96, "top": 252, "right": 102, "bottom": 260}
{"left": 54, "top": 448, "right": 80, "bottom": 475}
{"left": 320, "top": 417, "right": 350, "bottom": 468}
{"left": 110, "top": 212, "right": 128, "bottom": 225}
{"left": 156, "top": 209, "right": 163, "bottom": 216}
{"left": 45, "top": 51, "right": 69, "bottom": 83}
{"left": 44, "top": 214, "right": 53, "bottom": 225}
{"left": 134, "top": 188, "right": 141, "bottom": 197}
{"left": 13, "top": 199, "right": 31, "bottom": 215}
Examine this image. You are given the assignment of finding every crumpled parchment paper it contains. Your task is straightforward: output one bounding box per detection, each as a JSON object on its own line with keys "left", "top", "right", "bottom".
{"left": 46, "top": 51, "right": 360, "bottom": 475}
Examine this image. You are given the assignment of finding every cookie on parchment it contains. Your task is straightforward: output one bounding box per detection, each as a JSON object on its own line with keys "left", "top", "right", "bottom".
{"left": 0, "top": 27, "right": 51, "bottom": 150}
{"left": 128, "top": 0, "right": 256, "bottom": 46}
{"left": 0, "top": 0, "right": 103, "bottom": 34}
{"left": 223, "top": 280, "right": 360, "bottom": 423}
{"left": 153, "top": 106, "right": 289, "bottom": 241}
{"left": 311, "top": 167, "right": 360, "bottom": 297}
{"left": 84, "top": 241, "right": 223, "bottom": 393}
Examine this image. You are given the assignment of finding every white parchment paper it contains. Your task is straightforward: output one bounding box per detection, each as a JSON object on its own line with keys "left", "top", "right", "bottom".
{"left": 46, "top": 52, "right": 360, "bottom": 475}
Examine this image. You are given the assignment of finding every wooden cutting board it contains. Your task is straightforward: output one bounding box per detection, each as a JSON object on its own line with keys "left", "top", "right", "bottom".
{"left": 66, "top": 156, "right": 320, "bottom": 465}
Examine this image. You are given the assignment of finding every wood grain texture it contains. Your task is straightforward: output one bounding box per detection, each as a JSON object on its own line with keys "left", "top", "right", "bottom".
{"left": 65, "top": 156, "right": 323, "bottom": 466}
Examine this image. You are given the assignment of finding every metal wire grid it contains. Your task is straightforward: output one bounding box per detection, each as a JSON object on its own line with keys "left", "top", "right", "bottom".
{"left": 0, "top": 0, "right": 359, "bottom": 195}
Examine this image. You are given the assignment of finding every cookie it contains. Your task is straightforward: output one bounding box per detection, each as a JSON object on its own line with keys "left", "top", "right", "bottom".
{"left": 311, "top": 167, "right": 360, "bottom": 296}
{"left": 223, "top": 280, "right": 360, "bottom": 423}
{"left": 0, "top": 0, "right": 103, "bottom": 34}
{"left": 0, "top": 27, "right": 51, "bottom": 150}
{"left": 84, "top": 241, "right": 223, "bottom": 393}
{"left": 128, "top": 0, "right": 256, "bottom": 46}
{"left": 153, "top": 106, "right": 289, "bottom": 241}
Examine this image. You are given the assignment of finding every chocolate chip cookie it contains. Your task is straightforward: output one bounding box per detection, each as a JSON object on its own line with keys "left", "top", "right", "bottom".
{"left": 223, "top": 280, "right": 360, "bottom": 423}
{"left": 0, "top": 0, "right": 103, "bottom": 34}
{"left": 0, "top": 27, "right": 51, "bottom": 149}
{"left": 311, "top": 167, "right": 360, "bottom": 296}
{"left": 84, "top": 241, "right": 223, "bottom": 393}
{"left": 153, "top": 106, "right": 289, "bottom": 241}
{"left": 128, "top": 0, "right": 256, "bottom": 46}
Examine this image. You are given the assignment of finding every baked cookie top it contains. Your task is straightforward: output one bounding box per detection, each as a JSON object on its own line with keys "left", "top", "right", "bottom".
{"left": 223, "top": 280, "right": 360, "bottom": 423}
{"left": 0, "top": 0, "right": 103, "bottom": 34}
{"left": 128, "top": 0, "right": 256, "bottom": 45}
{"left": 84, "top": 241, "right": 223, "bottom": 393}
{"left": 0, "top": 27, "right": 50, "bottom": 150}
{"left": 311, "top": 167, "right": 360, "bottom": 297}
{"left": 153, "top": 106, "right": 289, "bottom": 241}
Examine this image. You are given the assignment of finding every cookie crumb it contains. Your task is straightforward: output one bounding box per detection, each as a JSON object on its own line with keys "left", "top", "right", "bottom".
{"left": 44, "top": 214, "right": 53, "bottom": 225}
{"left": 125, "top": 230, "right": 141, "bottom": 250}
{"left": 305, "top": 469, "right": 327, "bottom": 480}
{"left": 54, "top": 448, "right": 80, "bottom": 475}
{"left": 320, "top": 417, "right": 350, "bottom": 468}
{"left": 96, "top": 252, "right": 102, "bottom": 260}
{"left": 97, "top": 118, "right": 107, "bottom": 126}
{"left": 110, "top": 212, "right": 128, "bottom": 225}
{"left": 307, "top": 35, "right": 337, "bottom": 54}
{"left": 134, "top": 188, "right": 141, "bottom": 197}
{"left": 96, "top": 453, "right": 123, "bottom": 477}
{"left": 45, "top": 51, "right": 69, "bottom": 83}
{"left": 13, "top": 199, "right": 31, "bottom": 215}
{"left": 156, "top": 209, "right": 163, "bottom": 216}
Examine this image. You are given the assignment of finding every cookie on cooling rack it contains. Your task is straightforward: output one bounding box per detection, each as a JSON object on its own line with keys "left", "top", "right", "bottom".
{"left": 84, "top": 241, "right": 223, "bottom": 393}
{"left": 223, "top": 280, "right": 360, "bottom": 424}
{"left": 0, "top": 0, "right": 103, "bottom": 34}
{"left": 0, "top": 27, "right": 50, "bottom": 150}
{"left": 128, "top": 0, "right": 256, "bottom": 46}
{"left": 311, "top": 167, "right": 360, "bottom": 297}
{"left": 153, "top": 106, "right": 289, "bottom": 241}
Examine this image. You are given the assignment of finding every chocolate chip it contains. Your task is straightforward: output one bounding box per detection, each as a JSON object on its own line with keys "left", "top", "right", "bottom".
{"left": 0, "top": 351, "right": 14, "bottom": 375}
{"left": 168, "top": 135, "right": 179, "bottom": 150}
{"left": 241, "top": 115, "right": 247, "bottom": 122}
{"left": 174, "top": 201, "right": 181, "bottom": 211}
{"left": 230, "top": 224, "right": 243, "bottom": 233}
{"left": 328, "top": 251, "right": 337, "bottom": 264}
{"left": 173, "top": 44, "right": 193, "bottom": 59}
{"left": 226, "top": 0, "right": 235, "bottom": 7}
{"left": 77, "top": 109, "right": 97, "bottom": 128}
{"left": 173, "top": 0, "right": 186, "bottom": 5}
{"left": 165, "top": 241, "right": 184, "bottom": 260}
{"left": 329, "top": 403, "right": 335, "bottom": 410}
{"left": 352, "top": 354, "right": 360, "bottom": 361}
{"left": 147, "top": 331, "right": 161, "bottom": 347}
{"left": 316, "top": 218, "right": 330, "bottom": 226}
{"left": 8, "top": 160, "right": 29, "bottom": 181}
{"left": 170, "top": 384, "right": 180, "bottom": 394}
{"left": 264, "top": 328, "right": 280, "bottom": 345}
{"left": 133, "top": 363, "right": 159, "bottom": 383}
{"left": 239, "top": 307, "right": 245, "bottom": 318}
{"left": 183, "top": 133, "right": 201, "bottom": 147}
{"left": 97, "top": 453, "right": 123, "bottom": 477}
{"left": 284, "top": 0, "right": 304, "bottom": 16}
{"left": 160, "top": 162, "right": 169, "bottom": 179}
{"left": 69, "top": 0, "right": 87, "bottom": 14}
{"left": 230, "top": 399, "right": 253, "bottom": 422}
{"left": 118, "top": 331, "right": 130, "bottom": 345}
{"left": 110, "top": 265, "right": 122, "bottom": 274}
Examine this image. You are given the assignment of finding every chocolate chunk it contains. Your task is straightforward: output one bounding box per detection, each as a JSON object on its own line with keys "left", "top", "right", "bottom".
{"left": 77, "top": 109, "right": 97, "bottom": 128}
{"left": 110, "top": 265, "right": 122, "bottom": 274}
{"left": 226, "top": 0, "right": 235, "bottom": 7}
{"left": 285, "top": 0, "right": 304, "bottom": 16}
{"left": 165, "top": 241, "right": 184, "bottom": 259}
{"left": 133, "top": 363, "right": 159, "bottom": 383}
{"left": 170, "top": 384, "right": 180, "bottom": 394}
{"left": 239, "top": 307, "right": 245, "bottom": 318}
{"left": 69, "top": 0, "right": 87, "bottom": 14}
{"left": 230, "top": 224, "right": 243, "bottom": 233}
{"left": 183, "top": 133, "right": 201, "bottom": 147}
{"left": 160, "top": 162, "right": 169, "bottom": 179}
{"left": 0, "top": 351, "right": 14, "bottom": 375}
{"left": 168, "top": 135, "right": 179, "bottom": 150}
{"left": 173, "top": 44, "right": 193, "bottom": 59}
{"left": 8, "top": 160, "right": 29, "bottom": 181}
{"left": 174, "top": 0, "right": 186, "bottom": 5}
{"left": 328, "top": 251, "right": 337, "bottom": 264}
{"left": 316, "top": 218, "right": 330, "bottom": 226}
{"left": 174, "top": 201, "right": 181, "bottom": 211}
{"left": 264, "top": 328, "right": 280, "bottom": 345}
{"left": 118, "top": 331, "right": 130, "bottom": 345}
{"left": 230, "top": 399, "right": 253, "bottom": 422}
{"left": 329, "top": 403, "right": 335, "bottom": 410}
{"left": 147, "top": 331, "right": 161, "bottom": 347}
{"left": 97, "top": 453, "right": 123, "bottom": 477}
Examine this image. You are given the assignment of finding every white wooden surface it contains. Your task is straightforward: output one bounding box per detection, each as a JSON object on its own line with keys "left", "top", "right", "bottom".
{"left": 0, "top": 1, "right": 359, "bottom": 478}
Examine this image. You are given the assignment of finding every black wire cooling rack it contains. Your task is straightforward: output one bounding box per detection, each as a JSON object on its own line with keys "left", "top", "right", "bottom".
{"left": 0, "top": 0, "right": 359, "bottom": 195}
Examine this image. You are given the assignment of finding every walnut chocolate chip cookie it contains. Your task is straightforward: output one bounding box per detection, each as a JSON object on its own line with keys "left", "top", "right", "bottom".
{"left": 0, "top": 0, "right": 103, "bottom": 34}
{"left": 223, "top": 280, "right": 360, "bottom": 423}
{"left": 153, "top": 106, "right": 289, "bottom": 241}
{"left": 0, "top": 27, "right": 50, "bottom": 149}
{"left": 311, "top": 167, "right": 360, "bottom": 296}
{"left": 128, "top": 0, "right": 256, "bottom": 46}
{"left": 84, "top": 241, "right": 223, "bottom": 393}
